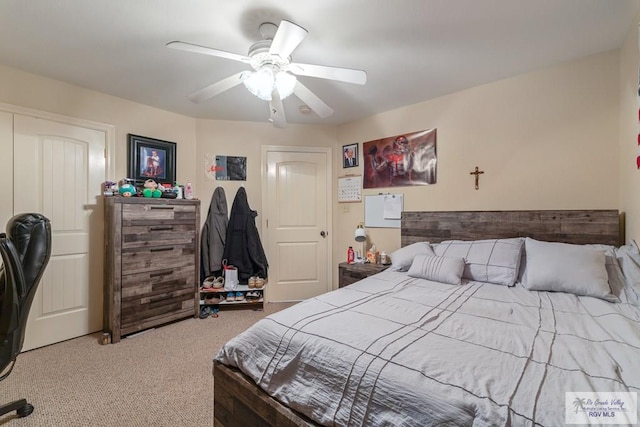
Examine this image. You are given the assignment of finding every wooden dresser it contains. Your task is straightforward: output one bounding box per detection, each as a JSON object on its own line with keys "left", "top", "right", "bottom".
{"left": 104, "top": 197, "right": 201, "bottom": 343}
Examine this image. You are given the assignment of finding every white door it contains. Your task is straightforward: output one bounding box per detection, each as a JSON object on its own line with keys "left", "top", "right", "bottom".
{"left": 263, "top": 147, "right": 332, "bottom": 301}
{"left": 13, "top": 114, "right": 106, "bottom": 350}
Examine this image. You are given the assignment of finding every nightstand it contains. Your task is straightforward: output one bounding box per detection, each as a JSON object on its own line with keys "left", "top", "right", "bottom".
{"left": 338, "top": 262, "right": 389, "bottom": 288}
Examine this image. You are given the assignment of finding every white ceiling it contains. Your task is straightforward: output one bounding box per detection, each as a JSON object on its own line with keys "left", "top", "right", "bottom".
{"left": 0, "top": 0, "right": 638, "bottom": 126}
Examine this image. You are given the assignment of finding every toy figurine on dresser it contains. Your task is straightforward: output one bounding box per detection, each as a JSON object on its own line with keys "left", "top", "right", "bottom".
{"left": 142, "top": 179, "right": 162, "bottom": 198}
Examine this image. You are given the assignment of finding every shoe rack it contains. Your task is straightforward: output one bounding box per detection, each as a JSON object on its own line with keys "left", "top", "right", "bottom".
{"left": 199, "top": 283, "right": 265, "bottom": 316}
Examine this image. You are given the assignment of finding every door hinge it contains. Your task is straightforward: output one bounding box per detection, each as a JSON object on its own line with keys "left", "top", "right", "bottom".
{"left": 104, "top": 148, "right": 107, "bottom": 159}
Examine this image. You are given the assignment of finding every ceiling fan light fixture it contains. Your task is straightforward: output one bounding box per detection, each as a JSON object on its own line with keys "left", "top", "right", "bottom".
{"left": 275, "top": 71, "right": 296, "bottom": 99}
{"left": 243, "top": 67, "right": 297, "bottom": 101}
{"left": 243, "top": 67, "right": 275, "bottom": 101}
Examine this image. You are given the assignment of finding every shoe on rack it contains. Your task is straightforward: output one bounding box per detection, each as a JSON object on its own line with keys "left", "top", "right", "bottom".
{"left": 226, "top": 292, "right": 235, "bottom": 302}
{"left": 212, "top": 276, "right": 225, "bottom": 289}
{"left": 248, "top": 277, "right": 257, "bottom": 288}
{"left": 204, "top": 294, "right": 221, "bottom": 304}
{"left": 203, "top": 276, "right": 225, "bottom": 289}
{"left": 235, "top": 291, "right": 245, "bottom": 301}
{"left": 202, "top": 276, "right": 214, "bottom": 289}
{"left": 254, "top": 277, "right": 266, "bottom": 288}
{"left": 245, "top": 291, "right": 260, "bottom": 301}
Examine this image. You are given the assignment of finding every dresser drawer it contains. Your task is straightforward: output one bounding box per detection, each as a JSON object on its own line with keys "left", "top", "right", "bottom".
{"left": 122, "top": 203, "right": 197, "bottom": 224}
{"left": 121, "top": 299, "right": 194, "bottom": 336}
{"left": 121, "top": 281, "right": 193, "bottom": 313}
{"left": 122, "top": 224, "right": 196, "bottom": 249}
{"left": 121, "top": 266, "right": 196, "bottom": 298}
{"left": 121, "top": 244, "right": 195, "bottom": 275}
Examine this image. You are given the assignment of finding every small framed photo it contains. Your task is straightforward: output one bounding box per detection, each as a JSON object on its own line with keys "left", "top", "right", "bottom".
{"left": 343, "top": 143, "right": 359, "bottom": 168}
{"left": 127, "top": 134, "right": 177, "bottom": 184}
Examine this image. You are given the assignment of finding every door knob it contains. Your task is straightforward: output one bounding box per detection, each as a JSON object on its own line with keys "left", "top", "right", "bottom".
{"left": 320, "top": 231, "right": 327, "bottom": 238}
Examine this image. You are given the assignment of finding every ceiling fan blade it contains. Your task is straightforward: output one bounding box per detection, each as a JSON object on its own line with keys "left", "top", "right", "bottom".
{"left": 268, "top": 90, "right": 287, "bottom": 128}
{"left": 167, "top": 41, "right": 251, "bottom": 64}
{"left": 288, "top": 62, "right": 367, "bottom": 85}
{"left": 293, "top": 81, "right": 334, "bottom": 119}
{"left": 269, "top": 20, "right": 308, "bottom": 59}
{"left": 188, "top": 72, "right": 249, "bottom": 103}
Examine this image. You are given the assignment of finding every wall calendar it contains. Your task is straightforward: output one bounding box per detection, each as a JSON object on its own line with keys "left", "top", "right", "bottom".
{"left": 338, "top": 175, "right": 362, "bottom": 203}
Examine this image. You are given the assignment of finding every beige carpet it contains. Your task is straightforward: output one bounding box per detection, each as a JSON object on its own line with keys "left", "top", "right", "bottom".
{"left": 0, "top": 302, "right": 294, "bottom": 426}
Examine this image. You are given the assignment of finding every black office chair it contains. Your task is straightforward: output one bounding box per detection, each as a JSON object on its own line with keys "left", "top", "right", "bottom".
{"left": 0, "top": 213, "right": 51, "bottom": 418}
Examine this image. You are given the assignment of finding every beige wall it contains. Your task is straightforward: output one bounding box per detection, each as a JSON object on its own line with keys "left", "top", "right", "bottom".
{"left": 0, "top": 64, "right": 197, "bottom": 183}
{"left": 335, "top": 50, "right": 621, "bottom": 277}
{"left": 194, "top": 119, "right": 337, "bottom": 230}
{"left": 619, "top": 20, "right": 640, "bottom": 243}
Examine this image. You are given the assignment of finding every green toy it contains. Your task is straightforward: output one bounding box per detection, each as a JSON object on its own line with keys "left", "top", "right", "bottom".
{"left": 118, "top": 183, "right": 136, "bottom": 197}
{"left": 143, "top": 179, "right": 162, "bottom": 198}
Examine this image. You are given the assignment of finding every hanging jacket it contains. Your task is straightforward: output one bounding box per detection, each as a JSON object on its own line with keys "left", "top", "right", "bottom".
{"left": 201, "top": 187, "right": 228, "bottom": 280}
{"left": 222, "top": 187, "right": 268, "bottom": 282}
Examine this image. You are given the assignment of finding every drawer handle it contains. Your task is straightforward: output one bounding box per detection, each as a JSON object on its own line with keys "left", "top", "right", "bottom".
{"left": 150, "top": 247, "right": 173, "bottom": 252}
{"left": 149, "top": 226, "right": 174, "bottom": 231}
{"left": 150, "top": 269, "right": 174, "bottom": 278}
{"left": 149, "top": 206, "right": 174, "bottom": 210}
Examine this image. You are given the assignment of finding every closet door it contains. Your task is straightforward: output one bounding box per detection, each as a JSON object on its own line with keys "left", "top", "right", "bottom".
{"left": 14, "top": 114, "right": 106, "bottom": 350}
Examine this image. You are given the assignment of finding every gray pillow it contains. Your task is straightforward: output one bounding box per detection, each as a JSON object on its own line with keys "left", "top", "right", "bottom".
{"left": 587, "top": 244, "right": 625, "bottom": 298}
{"left": 388, "top": 242, "right": 435, "bottom": 272}
{"left": 523, "top": 238, "right": 617, "bottom": 302}
{"left": 434, "top": 238, "right": 524, "bottom": 286}
{"left": 614, "top": 242, "right": 640, "bottom": 306}
{"left": 407, "top": 254, "right": 465, "bottom": 285}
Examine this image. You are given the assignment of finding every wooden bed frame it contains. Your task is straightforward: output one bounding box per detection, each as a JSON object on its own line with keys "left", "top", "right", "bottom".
{"left": 213, "top": 209, "right": 622, "bottom": 426}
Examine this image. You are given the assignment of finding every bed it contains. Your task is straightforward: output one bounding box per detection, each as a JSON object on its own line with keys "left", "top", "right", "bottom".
{"left": 213, "top": 210, "right": 640, "bottom": 426}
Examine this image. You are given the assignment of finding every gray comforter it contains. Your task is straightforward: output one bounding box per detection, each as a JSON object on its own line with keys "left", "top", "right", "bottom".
{"left": 215, "top": 270, "right": 640, "bottom": 426}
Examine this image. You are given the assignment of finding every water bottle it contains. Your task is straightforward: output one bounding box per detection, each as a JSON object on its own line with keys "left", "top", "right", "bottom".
{"left": 184, "top": 182, "right": 194, "bottom": 200}
{"left": 347, "top": 246, "right": 355, "bottom": 264}
{"left": 173, "top": 182, "right": 182, "bottom": 199}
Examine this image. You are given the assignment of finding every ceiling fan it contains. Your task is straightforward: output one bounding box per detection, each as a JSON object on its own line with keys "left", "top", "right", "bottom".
{"left": 167, "top": 20, "right": 367, "bottom": 128}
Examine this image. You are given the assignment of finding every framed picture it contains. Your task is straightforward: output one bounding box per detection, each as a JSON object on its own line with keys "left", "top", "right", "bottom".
{"left": 342, "top": 143, "right": 359, "bottom": 168}
{"left": 127, "top": 134, "right": 177, "bottom": 184}
{"left": 363, "top": 128, "right": 437, "bottom": 189}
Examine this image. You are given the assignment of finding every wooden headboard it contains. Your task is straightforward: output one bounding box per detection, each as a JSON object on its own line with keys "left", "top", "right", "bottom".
{"left": 401, "top": 210, "right": 622, "bottom": 246}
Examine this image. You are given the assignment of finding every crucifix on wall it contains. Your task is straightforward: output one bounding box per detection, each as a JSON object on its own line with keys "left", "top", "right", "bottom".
{"left": 470, "top": 166, "right": 484, "bottom": 190}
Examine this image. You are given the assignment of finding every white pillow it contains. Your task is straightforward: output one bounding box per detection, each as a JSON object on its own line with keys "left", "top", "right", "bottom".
{"left": 407, "top": 254, "right": 465, "bottom": 285}
{"left": 523, "top": 238, "right": 617, "bottom": 302}
{"left": 434, "top": 238, "right": 524, "bottom": 286}
{"left": 388, "top": 242, "right": 435, "bottom": 272}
